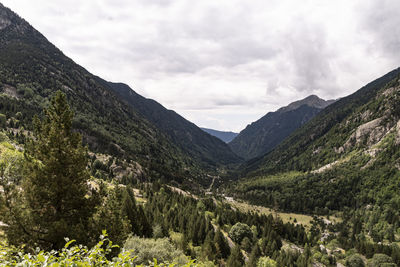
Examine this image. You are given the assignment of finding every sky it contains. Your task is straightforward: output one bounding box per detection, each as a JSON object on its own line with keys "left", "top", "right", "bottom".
{"left": 2, "top": 0, "right": 400, "bottom": 132}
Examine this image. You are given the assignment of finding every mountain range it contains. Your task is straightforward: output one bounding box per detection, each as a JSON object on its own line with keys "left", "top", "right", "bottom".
{"left": 2, "top": 3, "right": 400, "bottom": 265}
{"left": 200, "top": 128, "right": 238, "bottom": 143}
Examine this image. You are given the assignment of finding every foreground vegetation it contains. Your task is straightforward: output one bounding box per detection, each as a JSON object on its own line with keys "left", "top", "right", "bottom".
{"left": 0, "top": 231, "right": 198, "bottom": 266}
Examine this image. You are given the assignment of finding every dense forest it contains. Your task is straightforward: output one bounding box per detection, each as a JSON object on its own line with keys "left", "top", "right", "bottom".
{"left": 1, "top": 2, "right": 400, "bottom": 266}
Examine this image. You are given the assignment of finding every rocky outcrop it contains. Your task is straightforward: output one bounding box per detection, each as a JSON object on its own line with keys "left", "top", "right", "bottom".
{"left": 2, "top": 84, "right": 19, "bottom": 99}
{"left": 344, "top": 117, "right": 387, "bottom": 149}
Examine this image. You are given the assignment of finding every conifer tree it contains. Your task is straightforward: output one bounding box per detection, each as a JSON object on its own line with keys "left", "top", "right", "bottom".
{"left": 247, "top": 243, "right": 261, "bottom": 267}
{"left": 94, "top": 185, "right": 130, "bottom": 246}
{"left": 22, "top": 91, "right": 98, "bottom": 250}
{"left": 121, "top": 185, "right": 139, "bottom": 235}
{"left": 214, "top": 228, "right": 230, "bottom": 259}
{"left": 226, "top": 245, "right": 244, "bottom": 267}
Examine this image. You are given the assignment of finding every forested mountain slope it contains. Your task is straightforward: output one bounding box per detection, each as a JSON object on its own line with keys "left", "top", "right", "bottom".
{"left": 107, "top": 82, "right": 242, "bottom": 168}
{"left": 229, "top": 68, "right": 400, "bottom": 242}
{"left": 229, "top": 95, "right": 333, "bottom": 160}
{"left": 0, "top": 3, "right": 206, "bottom": 184}
{"left": 241, "top": 68, "right": 400, "bottom": 176}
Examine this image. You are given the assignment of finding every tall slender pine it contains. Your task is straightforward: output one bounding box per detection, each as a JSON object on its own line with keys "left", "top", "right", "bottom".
{"left": 22, "top": 91, "right": 98, "bottom": 250}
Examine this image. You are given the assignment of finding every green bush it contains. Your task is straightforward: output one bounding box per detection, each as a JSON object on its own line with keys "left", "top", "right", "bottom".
{"left": 0, "top": 231, "right": 197, "bottom": 266}
{"left": 367, "top": 253, "right": 395, "bottom": 267}
{"left": 124, "top": 236, "right": 190, "bottom": 266}
{"left": 229, "top": 222, "right": 253, "bottom": 244}
{"left": 257, "top": 256, "right": 278, "bottom": 267}
{"left": 346, "top": 254, "right": 365, "bottom": 267}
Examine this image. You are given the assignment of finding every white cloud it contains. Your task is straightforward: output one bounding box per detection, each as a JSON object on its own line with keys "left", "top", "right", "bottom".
{"left": 2, "top": 0, "right": 399, "bottom": 132}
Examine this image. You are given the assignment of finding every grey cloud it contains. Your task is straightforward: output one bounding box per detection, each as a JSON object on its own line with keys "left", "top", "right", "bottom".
{"left": 358, "top": 0, "right": 400, "bottom": 61}
{"left": 284, "top": 20, "right": 337, "bottom": 94}
{"left": 2, "top": 0, "right": 399, "bottom": 131}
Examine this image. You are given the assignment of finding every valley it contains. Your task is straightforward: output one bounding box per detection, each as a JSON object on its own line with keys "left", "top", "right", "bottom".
{"left": 0, "top": 2, "right": 400, "bottom": 267}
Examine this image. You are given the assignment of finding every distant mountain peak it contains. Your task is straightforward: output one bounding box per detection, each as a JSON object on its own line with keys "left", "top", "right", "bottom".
{"left": 278, "top": 94, "right": 335, "bottom": 113}
{"left": 201, "top": 128, "right": 238, "bottom": 143}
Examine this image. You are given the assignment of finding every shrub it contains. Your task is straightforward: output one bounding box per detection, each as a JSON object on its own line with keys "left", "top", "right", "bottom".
{"left": 367, "top": 253, "right": 395, "bottom": 267}
{"left": 257, "top": 256, "right": 278, "bottom": 267}
{"left": 346, "top": 254, "right": 365, "bottom": 267}
{"left": 0, "top": 232, "right": 197, "bottom": 266}
{"left": 124, "top": 236, "right": 190, "bottom": 266}
{"left": 229, "top": 222, "right": 253, "bottom": 244}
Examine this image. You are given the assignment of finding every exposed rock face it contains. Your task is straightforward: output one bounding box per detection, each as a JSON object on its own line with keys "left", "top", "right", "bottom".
{"left": 355, "top": 118, "right": 383, "bottom": 141}
{"left": 381, "top": 86, "right": 400, "bottom": 97}
{"left": 2, "top": 84, "right": 19, "bottom": 99}
{"left": 360, "top": 110, "right": 372, "bottom": 121}
{"left": 344, "top": 117, "right": 387, "bottom": 149}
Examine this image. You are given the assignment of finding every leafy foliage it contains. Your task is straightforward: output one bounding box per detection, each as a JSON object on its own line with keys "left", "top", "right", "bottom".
{"left": 229, "top": 222, "right": 253, "bottom": 244}
{"left": 0, "top": 231, "right": 197, "bottom": 266}
{"left": 124, "top": 236, "right": 190, "bottom": 266}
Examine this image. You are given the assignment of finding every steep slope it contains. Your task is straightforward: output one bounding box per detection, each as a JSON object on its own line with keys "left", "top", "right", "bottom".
{"left": 230, "top": 68, "right": 400, "bottom": 219}
{"left": 0, "top": 3, "right": 206, "bottom": 184}
{"left": 106, "top": 82, "right": 242, "bottom": 168}
{"left": 200, "top": 127, "right": 238, "bottom": 143}
{"left": 242, "top": 68, "right": 400, "bottom": 176}
{"left": 229, "top": 95, "right": 334, "bottom": 160}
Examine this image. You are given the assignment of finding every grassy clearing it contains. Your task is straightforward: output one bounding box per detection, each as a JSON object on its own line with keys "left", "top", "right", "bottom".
{"left": 231, "top": 199, "right": 342, "bottom": 228}
{"left": 239, "top": 171, "right": 305, "bottom": 189}
{"left": 231, "top": 200, "right": 314, "bottom": 227}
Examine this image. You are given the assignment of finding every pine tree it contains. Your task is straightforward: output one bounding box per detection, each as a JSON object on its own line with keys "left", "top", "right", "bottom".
{"left": 121, "top": 185, "right": 139, "bottom": 235}
{"left": 202, "top": 231, "right": 215, "bottom": 261}
{"left": 94, "top": 184, "right": 131, "bottom": 245}
{"left": 214, "top": 228, "right": 230, "bottom": 259}
{"left": 226, "top": 245, "right": 244, "bottom": 267}
{"left": 21, "top": 91, "right": 99, "bottom": 250}
{"left": 247, "top": 243, "right": 261, "bottom": 267}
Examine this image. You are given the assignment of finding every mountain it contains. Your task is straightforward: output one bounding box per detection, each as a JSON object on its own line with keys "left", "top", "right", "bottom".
{"left": 230, "top": 68, "right": 400, "bottom": 220}
{"left": 106, "top": 82, "right": 242, "bottom": 168}
{"left": 0, "top": 3, "right": 226, "bottom": 186}
{"left": 229, "top": 95, "right": 334, "bottom": 160}
{"left": 241, "top": 69, "right": 400, "bottom": 177}
{"left": 200, "top": 127, "right": 238, "bottom": 143}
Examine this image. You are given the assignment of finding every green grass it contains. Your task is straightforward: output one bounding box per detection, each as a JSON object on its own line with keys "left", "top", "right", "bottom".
{"left": 227, "top": 198, "right": 314, "bottom": 228}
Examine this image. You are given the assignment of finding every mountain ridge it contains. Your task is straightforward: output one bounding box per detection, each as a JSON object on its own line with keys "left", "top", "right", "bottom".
{"left": 106, "top": 81, "right": 242, "bottom": 168}
{"left": 241, "top": 67, "right": 400, "bottom": 177}
{"left": 0, "top": 3, "right": 227, "bottom": 186}
{"left": 200, "top": 127, "right": 238, "bottom": 143}
{"left": 229, "top": 95, "right": 334, "bottom": 160}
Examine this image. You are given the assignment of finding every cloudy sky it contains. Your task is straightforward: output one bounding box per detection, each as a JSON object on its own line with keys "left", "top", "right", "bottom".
{"left": 2, "top": 0, "right": 400, "bottom": 132}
